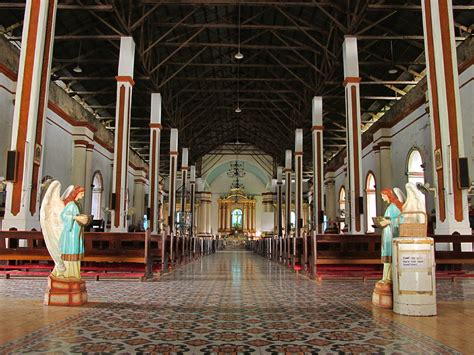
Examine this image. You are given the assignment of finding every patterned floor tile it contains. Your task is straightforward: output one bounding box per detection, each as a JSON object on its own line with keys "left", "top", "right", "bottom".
{"left": 0, "top": 250, "right": 472, "bottom": 354}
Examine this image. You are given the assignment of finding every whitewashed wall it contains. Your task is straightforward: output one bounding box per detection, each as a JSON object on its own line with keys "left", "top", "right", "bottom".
{"left": 459, "top": 65, "right": 474, "bottom": 181}
{"left": 328, "top": 63, "right": 473, "bottom": 222}
{"left": 0, "top": 71, "right": 15, "bottom": 179}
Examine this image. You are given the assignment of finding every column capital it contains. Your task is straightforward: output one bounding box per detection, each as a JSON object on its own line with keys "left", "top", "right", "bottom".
{"left": 342, "top": 77, "right": 361, "bottom": 87}
{"left": 115, "top": 76, "right": 135, "bottom": 86}
{"left": 311, "top": 125, "right": 324, "bottom": 132}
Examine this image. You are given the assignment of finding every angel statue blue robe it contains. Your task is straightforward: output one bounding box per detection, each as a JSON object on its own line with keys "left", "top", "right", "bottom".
{"left": 381, "top": 202, "right": 401, "bottom": 282}
{"left": 58, "top": 201, "right": 84, "bottom": 278}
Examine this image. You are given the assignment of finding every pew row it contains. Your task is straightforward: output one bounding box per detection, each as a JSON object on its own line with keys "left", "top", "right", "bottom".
{"left": 248, "top": 234, "right": 474, "bottom": 280}
{"left": 0, "top": 231, "right": 220, "bottom": 279}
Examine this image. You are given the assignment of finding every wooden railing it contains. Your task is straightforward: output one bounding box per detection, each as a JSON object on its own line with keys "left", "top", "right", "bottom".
{"left": 249, "top": 233, "right": 474, "bottom": 277}
{"left": 0, "top": 230, "right": 222, "bottom": 279}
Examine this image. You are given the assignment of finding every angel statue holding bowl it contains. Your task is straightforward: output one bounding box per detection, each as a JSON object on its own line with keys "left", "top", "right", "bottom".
{"left": 40, "top": 181, "right": 92, "bottom": 280}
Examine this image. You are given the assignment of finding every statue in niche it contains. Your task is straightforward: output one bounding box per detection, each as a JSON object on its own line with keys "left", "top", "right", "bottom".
{"left": 40, "top": 181, "right": 91, "bottom": 279}
{"left": 372, "top": 187, "right": 403, "bottom": 308}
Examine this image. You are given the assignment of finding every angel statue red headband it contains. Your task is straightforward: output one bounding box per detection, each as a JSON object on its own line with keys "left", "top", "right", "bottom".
{"left": 63, "top": 186, "right": 85, "bottom": 206}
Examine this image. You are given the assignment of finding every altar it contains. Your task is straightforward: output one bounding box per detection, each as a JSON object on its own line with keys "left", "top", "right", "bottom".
{"left": 218, "top": 188, "right": 256, "bottom": 236}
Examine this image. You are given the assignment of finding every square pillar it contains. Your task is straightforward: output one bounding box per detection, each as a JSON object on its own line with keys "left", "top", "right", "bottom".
{"left": 312, "top": 97, "right": 324, "bottom": 233}
{"left": 3, "top": 0, "right": 58, "bottom": 231}
{"left": 421, "top": 0, "right": 471, "bottom": 234}
{"left": 111, "top": 37, "right": 135, "bottom": 232}
{"left": 149, "top": 93, "right": 162, "bottom": 234}
{"left": 343, "top": 36, "right": 364, "bottom": 234}
{"left": 168, "top": 129, "right": 179, "bottom": 234}
{"left": 295, "top": 129, "right": 303, "bottom": 238}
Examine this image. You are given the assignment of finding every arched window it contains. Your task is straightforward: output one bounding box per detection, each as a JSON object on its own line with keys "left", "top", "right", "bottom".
{"left": 91, "top": 171, "right": 103, "bottom": 220}
{"left": 407, "top": 149, "right": 425, "bottom": 205}
{"left": 339, "top": 186, "right": 346, "bottom": 230}
{"left": 232, "top": 208, "right": 243, "bottom": 229}
{"left": 366, "top": 172, "right": 377, "bottom": 233}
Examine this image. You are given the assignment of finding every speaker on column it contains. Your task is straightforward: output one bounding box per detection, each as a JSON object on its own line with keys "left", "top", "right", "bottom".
{"left": 146, "top": 207, "right": 151, "bottom": 218}
{"left": 5, "top": 151, "right": 18, "bottom": 182}
{"left": 318, "top": 210, "right": 324, "bottom": 223}
{"left": 111, "top": 193, "right": 116, "bottom": 210}
{"left": 458, "top": 158, "right": 470, "bottom": 189}
{"left": 358, "top": 196, "right": 364, "bottom": 215}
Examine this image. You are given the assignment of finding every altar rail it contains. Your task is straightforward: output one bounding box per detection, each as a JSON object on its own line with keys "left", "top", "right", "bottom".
{"left": 248, "top": 233, "right": 474, "bottom": 278}
{"left": 0, "top": 231, "right": 220, "bottom": 279}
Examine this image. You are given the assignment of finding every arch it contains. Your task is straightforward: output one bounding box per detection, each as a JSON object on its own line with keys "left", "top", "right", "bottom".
{"left": 91, "top": 171, "right": 103, "bottom": 219}
{"left": 231, "top": 208, "right": 243, "bottom": 229}
{"left": 365, "top": 171, "right": 377, "bottom": 233}
{"left": 406, "top": 148, "right": 425, "bottom": 205}
{"left": 338, "top": 186, "right": 346, "bottom": 230}
{"left": 204, "top": 160, "right": 270, "bottom": 187}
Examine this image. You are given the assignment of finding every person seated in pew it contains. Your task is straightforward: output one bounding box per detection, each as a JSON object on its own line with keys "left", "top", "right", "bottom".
{"left": 324, "top": 221, "right": 339, "bottom": 234}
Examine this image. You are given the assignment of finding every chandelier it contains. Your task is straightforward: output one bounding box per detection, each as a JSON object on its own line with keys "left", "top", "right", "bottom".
{"left": 227, "top": 159, "right": 246, "bottom": 190}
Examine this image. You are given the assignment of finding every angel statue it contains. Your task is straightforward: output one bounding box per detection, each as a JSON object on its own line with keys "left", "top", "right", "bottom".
{"left": 40, "top": 181, "right": 92, "bottom": 279}
{"left": 402, "top": 182, "right": 427, "bottom": 222}
{"left": 372, "top": 188, "right": 404, "bottom": 286}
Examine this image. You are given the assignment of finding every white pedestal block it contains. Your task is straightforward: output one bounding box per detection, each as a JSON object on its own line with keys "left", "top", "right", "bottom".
{"left": 392, "top": 237, "right": 437, "bottom": 316}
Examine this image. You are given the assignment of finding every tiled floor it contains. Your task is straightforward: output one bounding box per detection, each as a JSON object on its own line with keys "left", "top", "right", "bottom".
{"left": 0, "top": 250, "right": 473, "bottom": 354}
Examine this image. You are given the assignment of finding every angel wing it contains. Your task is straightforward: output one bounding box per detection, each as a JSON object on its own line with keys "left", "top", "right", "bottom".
{"left": 402, "top": 182, "right": 426, "bottom": 223}
{"left": 40, "top": 180, "right": 66, "bottom": 272}
{"left": 393, "top": 187, "right": 406, "bottom": 204}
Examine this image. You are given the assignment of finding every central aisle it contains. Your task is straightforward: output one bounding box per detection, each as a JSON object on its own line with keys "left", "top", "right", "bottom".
{"left": 0, "top": 251, "right": 469, "bottom": 353}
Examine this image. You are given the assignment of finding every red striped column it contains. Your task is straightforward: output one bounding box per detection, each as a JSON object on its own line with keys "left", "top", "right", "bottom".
{"left": 180, "top": 148, "right": 189, "bottom": 215}
{"left": 168, "top": 128, "right": 179, "bottom": 235}
{"left": 149, "top": 93, "right": 161, "bottom": 234}
{"left": 190, "top": 166, "right": 196, "bottom": 238}
{"left": 285, "top": 150, "right": 292, "bottom": 260}
{"left": 111, "top": 37, "right": 135, "bottom": 232}
{"left": 421, "top": 0, "right": 470, "bottom": 235}
{"left": 295, "top": 129, "right": 303, "bottom": 239}
{"left": 3, "top": 0, "right": 57, "bottom": 231}
{"left": 343, "top": 36, "right": 364, "bottom": 234}
{"left": 312, "top": 97, "right": 324, "bottom": 234}
{"left": 277, "top": 167, "right": 283, "bottom": 238}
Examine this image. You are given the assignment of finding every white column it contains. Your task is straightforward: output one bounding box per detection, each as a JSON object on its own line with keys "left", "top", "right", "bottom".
{"left": 133, "top": 170, "right": 146, "bottom": 226}
{"left": 324, "top": 171, "right": 337, "bottom": 222}
{"left": 149, "top": 93, "right": 161, "bottom": 234}
{"left": 71, "top": 134, "right": 94, "bottom": 214}
{"left": 277, "top": 166, "right": 283, "bottom": 237}
{"left": 168, "top": 129, "right": 179, "bottom": 234}
{"left": 295, "top": 129, "right": 303, "bottom": 238}
{"left": 180, "top": 148, "right": 189, "bottom": 214}
{"left": 312, "top": 97, "right": 324, "bottom": 233}
{"left": 3, "top": 0, "right": 58, "bottom": 231}
{"left": 111, "top": 37, "right": 135, "bottom": 232}
{"left": 284, "top": 150, "right": 292, "bottom": 260}
{"left": 343, "top": 36, "right": 364, "bottom": 234}
{"left": 190, "top": 166, "right": 196, "bottom": 237}
{"left": 421, "top": 0, "right": 470, "bottom": 235}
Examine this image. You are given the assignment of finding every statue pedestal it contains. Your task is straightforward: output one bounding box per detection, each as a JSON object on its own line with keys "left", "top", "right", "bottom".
{"left": 44, "top": 276, "right": 88, "bottom": 306}
{"left": 392, "top": 237, "right": 437, "bottom": 316}
{"left": 372, "top": 281, "right": 393, "bottom": 309}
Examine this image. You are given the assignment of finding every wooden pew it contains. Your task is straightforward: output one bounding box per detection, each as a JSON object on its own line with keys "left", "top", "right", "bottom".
{"left": 251, "top": 233, "right": 474, "bottom": 279}
{"left": 0, "top": 230, "right": 162, "bottom": 279}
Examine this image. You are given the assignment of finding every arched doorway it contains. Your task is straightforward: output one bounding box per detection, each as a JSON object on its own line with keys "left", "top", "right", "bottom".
{"left": 91, "top": 171, "right": 103, "bottom": 220}
{"left": 407, "top": 149, "right": 425, "bottom": 206}
{"left": 366, "top": 172, "right": 377, "bottom": 233}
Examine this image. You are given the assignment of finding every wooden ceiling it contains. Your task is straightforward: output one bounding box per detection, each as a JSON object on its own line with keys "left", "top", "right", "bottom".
{"left": 1, "top": 0, "right": 473, "bottom": 175}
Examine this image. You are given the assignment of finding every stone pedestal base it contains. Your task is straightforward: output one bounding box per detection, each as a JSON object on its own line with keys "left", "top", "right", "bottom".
{"left": 44, "top": 276, "right": 87, "bottom": 306}
{"left": 372, "top": 281, "right": 393, "bottom": 309}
